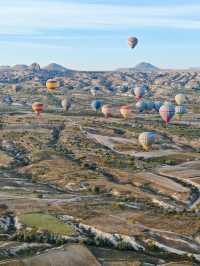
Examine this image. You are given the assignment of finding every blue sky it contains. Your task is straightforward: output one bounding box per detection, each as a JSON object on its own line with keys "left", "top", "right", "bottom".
{"left": 0, "top": 0, "right": 200, "bottom": 70}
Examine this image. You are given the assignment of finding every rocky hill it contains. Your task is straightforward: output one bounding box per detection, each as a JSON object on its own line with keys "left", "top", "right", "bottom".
{"left": 43, "top": 63, "right": 73, "bottom": 73}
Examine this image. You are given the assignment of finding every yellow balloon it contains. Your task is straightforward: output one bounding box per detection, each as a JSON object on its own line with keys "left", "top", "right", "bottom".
{"left": 175, "top": 94, "right": 186, "bottom": 105}
{"left": 46, "top": 79, "right": 59, "bottom": 90}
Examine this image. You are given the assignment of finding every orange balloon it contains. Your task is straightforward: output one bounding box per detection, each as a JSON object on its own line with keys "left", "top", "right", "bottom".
{"left": 102, "top": 105, "right": 112, "bottom": 118}
{"left": 32, "top": 102, "right": 44, "bottom": 115}
{"left": 120, "top": 105, "right": 132, "bottom": 119}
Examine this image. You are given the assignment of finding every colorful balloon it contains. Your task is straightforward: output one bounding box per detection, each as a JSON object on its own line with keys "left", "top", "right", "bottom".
{"left": 128, "top": 37, "right": 138, "bottom": 49}
{"left": 102, "top": 105, "right": 112, "bottom": 118}
{"left": 136, "top": 100, "right": 146, "bottom": 112}
{"left": 175, "top": 94, "right": 186, "bottom": 105}
{"left": 46, "top": 79, "right": 59, "bottom": 90}
{"left": 3, "top": 95, "right": 13, "bottom": 105}
{"left": 90, "top": 86, "right": 100, "bottom": 96}
{"left": 91, "top": 100, "right": 103, "bottom": 111}
{"left": 120, "top": 84, "right": 129, "bottom": 93}
{"left": 159, "top": 102, "right": 175, "bottom": 123}
{"left": 154, "top": 101, "right": 163, "bottom": 112}
{"left": 175, "top": 105, "right": 187, "bottom": 120}
{"left": 120, "top": 105, "right": 132, "bottom": 119}
{"left": 61, "top": 97, "right": 71, "bottom": 112}
{"left": 12, "top": 84, "right": 21, "bottom": 93}
{"left": 138, "top": 132, "right": 156, "bottom": 151}
{"left": 32, "top": 102, "right": 44, "bottom": 116}
{"left": 134, "top": 85, "right": 146, "bottom": 101}
{"left": 145, "top": 101, "right": 154, "bottom": 111}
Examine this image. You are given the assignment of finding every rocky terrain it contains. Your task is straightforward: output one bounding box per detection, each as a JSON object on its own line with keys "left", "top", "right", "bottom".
{"left": 0, "top": 63, "right": 200, "bottom": 265}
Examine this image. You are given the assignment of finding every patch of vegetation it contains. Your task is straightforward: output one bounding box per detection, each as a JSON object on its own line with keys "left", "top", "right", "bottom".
{"left": 19, "top": 213, "right": 75, "bottom": 236}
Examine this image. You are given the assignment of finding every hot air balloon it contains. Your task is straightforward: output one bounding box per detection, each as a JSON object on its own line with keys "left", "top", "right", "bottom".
{"left": 138, "top": 132, "right": 156, "bottom": 151}
{"left": 32, "top": 102, "right": 44, "bottom": 116}
{"left": 46, "top": 79, "right": 59, "bottom": 91}
{"left": 120, "top": 84, "right": 129, "bottom": 93}
{"left": 91, "top": 100, "right": 103, "bottom": 112}
{"left": 134, "top": 85, "right": 146, "bottom": 101}
{"left": 145, "top": 101, "right": 154, "bottom": 111}
{"left": 3, "top": 95, "right": 13, "bottom": 105}
{"left": 136, "top": 101, "right": 146, "bottom": 112}
{"left": 61, "top": 97, "right": 72, "bottom": 112}
{"left": 159, "top": 102, "right": 175, "bottom": 124}
{"left": 90, "top": 86, "right": 100, "bottom": 96}
{"left": 154, "top": 101, "right": 163, "bottom": 112}
{"left": 175, "top": 94, "right": 186, "bottom": 106}
{"left": 12, "top": 84, "right": 21, "bottom": 93}
{"left": 128, "top": 37, "right": 138, "bottom": 49}
{"left": 120, "top": 105, "right": 132, "bottom": 119}
{"left": 102, "top": 105, "right": 112, "bottom": 118}
{"left": 175, "top": 105, "right": 187, "bottom": 120}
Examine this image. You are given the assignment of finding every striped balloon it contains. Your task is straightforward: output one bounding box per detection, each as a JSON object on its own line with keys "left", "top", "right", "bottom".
{"left": 159, "top": 103, "right": 175, "bottom": 123}
{"left": 46, "top": 79, "right": 59, "bottom": 90}
{"left": 138, "top": 132, "right": 156, "bottom": 151}
{"left": 175, "top": 105, "right": 187, "bottom": 120}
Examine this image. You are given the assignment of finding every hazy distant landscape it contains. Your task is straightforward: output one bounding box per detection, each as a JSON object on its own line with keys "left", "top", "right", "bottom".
{"left": 0, "top": 61, "right": 199, "bottom": 266}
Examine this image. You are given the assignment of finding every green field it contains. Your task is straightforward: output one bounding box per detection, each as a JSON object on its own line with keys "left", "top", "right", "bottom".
{"left": 19, "top": 213, "right": 75, "bottom": 236}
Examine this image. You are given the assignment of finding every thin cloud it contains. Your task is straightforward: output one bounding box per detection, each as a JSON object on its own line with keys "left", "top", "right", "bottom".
{"left": 0, "top": 0, "right": 200, "bottom": 35}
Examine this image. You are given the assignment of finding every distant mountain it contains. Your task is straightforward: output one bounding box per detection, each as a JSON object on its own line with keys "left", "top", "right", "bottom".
{"left": 0, "top": 66, "right": 11, "bottom": 71}
{"left": 12, "top": 64, "right": 28, "bottom": 71}
{"left": 28, "top": 62, "right": 41, "bottom": 72}
{"left": 134, "top": 62, "right": 159, "bottom": 72}
{"left": 43, "top": 63, "right": 72, "bottom": 73}
{"left": 117, "top": 62, "right": 160, "bottom": 72}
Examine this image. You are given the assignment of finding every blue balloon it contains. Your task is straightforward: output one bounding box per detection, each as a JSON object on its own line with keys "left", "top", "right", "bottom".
{"left": 154, "top": 101, "right": 163, "bottom": 112}
{"left": 91, "top": 100, "right": 103, "bottom": 111}
{"left": 145, "top": 101, "right": 154, "bottom": 111}
{"left": 136, "top": 101, "right": 146, "bottom": 112}
{"left": 3, "top": 95, "right": 13, "bottom": 105}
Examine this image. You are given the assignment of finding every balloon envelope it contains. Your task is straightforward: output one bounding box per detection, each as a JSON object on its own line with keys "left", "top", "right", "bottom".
{"left": 46, "top": 79, "right": 59, "bottom": 90}
{"left": 90, "top": 86, "right": 100, "bottom": 96}
{"left": 175, "top": 94, "right": 186, "bottom": 105}
{"left": 61, "top": 97, "right": 71, "bottom": 111}
{"left": 32, "top": 102, "right": 44, "bottom": 115}
{"left": 120, "top": 84, "right": 129, "bottom": 93}
{"left": 136, "top": 101, "right": 146, "bottom": 112}
{"left": 3, "top": 95, "right": 13, "bottom": 105}
{"left": 134, "top": 85, "right": 146, "bottom": 101}
{"left": 159, "top": 103, "right": 175, "bottom": 123}
{"left": 128, "top": 37, "right": 138, "bottom": 49}
{"left": 102, "top": 104, "right": 112, "bottom": 118}
{"left": 145, "top": 101, "right": 154, "bottom": 111}
{"left": 154, "top": 101, "right": 163, "bottom": 112}
{"left": 91, "top": 100, "right": 103, "bottom": 111}
{"left": 138, "top": 132, "right": 156, "bottom": 151}
{"left": 175, "top": 105, "right": 187, "bottom": 120}
{"left": 120, "top": 105, "right": 132, "bottom": 119}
